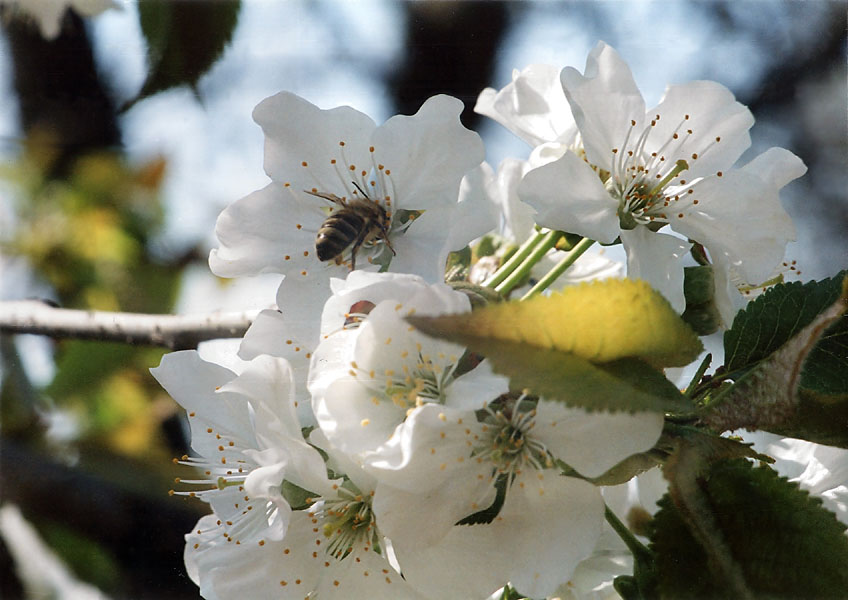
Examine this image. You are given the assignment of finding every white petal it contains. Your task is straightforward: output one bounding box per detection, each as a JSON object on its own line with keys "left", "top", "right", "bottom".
{"left": 186, "top": 511, "right": 324, "bottom": 599}
{"left": 274, "top": 270, "right": 341, "bottom": 354}
{"left": 313, "top": 545, "right": 424, "bottom": 600}
{"left": 320, "top": 272, "right": 432, "bottom": 337}
{"left": 242, "top": 457, "right": 293, "bottom": 541}
{"left": 740, "top": 146, "right": 808, "bottom": 189}
{"left": 672, "top": 149, "right": 802, "bottom": 284}
{"left": 499, "top": 474, "right": 604, "bottom": 598}
{"left": 392, "top": 525, "right": 508, "bottom": 600}
{"left": 474, "top": 64, "right": 577, "bottom": 147}
{"left": 209, "top": 182, "right": 325, "bottom": 277}
{"left": 490, "top": 158, "right": 537, "bottom": 243}
{"left": 223, "top": 355, "right": 329, "bottom": 493}
{"left": 238, "top": 310, "right": 316, "bottom": 426}
{"left": 621, "top": 227, "right": 691, "bottom": 313}
{"left": 518, "top": 151, "right": 621, "bottom": 243}
{"left": 649, "top": 81, "right": 754, "bottom": 180}
{"left": 536, "top": 248, "right": 624, "bottom": 286}
{"left": 385, "top": 208, "right": 458, "bottom": 282}
{"left": 560, "top": 42, "right": 646, "bottom": 169}
{"left": 253, "top": 91, "right": 375, "bottom": 186}
{"left": 372, "top": 95, "right": 484, "bottom": 211}
{"left": 354, "top": 297, "right": 467, "bottom": 379}
{"left": 364, "top": 404, "right": 489, "bottom": 494}
{"left": 712, "top": 253, "right": 747, "bottom": 329}
{"left": 393, "top": 472, "right": 603, "bottom": 599}
{"left": 239, "top": 309, "right": 288, "bottom": 359}
{"left": 373, "top": 475, "right": 495, "bottom": 548}
{"left": 534, "top": 401, "right": 664, "bottom": 478}
{"left": 445, "top": 162, "right": 502, "bottom": 250}
{"left": 219, "top": 355, "right": 299, "bottom": 441}
{"left": 307, "top": 428, "right": 377, "bottom": 495}
{"left": 151, "top": 351, "right": 256, "bottom": 456}
{"left": 313, "top": 377, "right": 406, "bottom": 456}
{"left": 444, "top": 359, "right": 510, "bottom": 412}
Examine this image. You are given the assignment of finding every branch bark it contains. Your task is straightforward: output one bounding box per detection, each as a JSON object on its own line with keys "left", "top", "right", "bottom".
{"left": 0, "top": 300, "right": 259, "bottom": 350}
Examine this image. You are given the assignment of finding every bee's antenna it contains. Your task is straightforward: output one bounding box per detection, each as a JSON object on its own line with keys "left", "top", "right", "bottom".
{"left": 351, "top": 180, "right": 371, "bottom": 200}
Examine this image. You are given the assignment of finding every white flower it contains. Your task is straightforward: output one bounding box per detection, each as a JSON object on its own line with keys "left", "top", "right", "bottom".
{"left": 513, "top": 42, "right": 805, "bottom": 320}
{"left": 209, "top": 90, "right": 484, "bottom": 295}
{"left": 153, "top": 351, "right": 424, "bottom": 599}
{"left": 184, "top": 434, "right": 427, "bottom": 600}
{"left": 152, "top": 351, "right": 326, "bottom": 545}
{"left": 305, "top": 271, "right": 663, "bottom": 598}
{"left": 373, "top": 399, "right": 662, "bottom": 600}
{"left": 3, "top": 0, "right": 117, "bottom": 39}
{"left": 210, "top": 92, "right": 487, "bottom": 400}
{"left": 308, "top": 271, "right": 510, "bottom": 457}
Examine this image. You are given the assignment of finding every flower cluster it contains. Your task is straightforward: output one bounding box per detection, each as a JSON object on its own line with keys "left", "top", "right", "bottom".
{"left": 153, "top": 41, "right": 815, "bottom": 599}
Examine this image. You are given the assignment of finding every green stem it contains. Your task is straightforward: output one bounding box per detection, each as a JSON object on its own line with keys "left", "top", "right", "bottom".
{"left": 604, "top": 504, "right": 653, "bottom": 561}
{"left": 494, "top": 230, "right": 564, "bottom": 296}
{"left": 684, "top": 352, "right": 712, "bottom": 398}
{"left": 482, "top": 229, "right": 546, "bottom": 289}
{"left": 698, "top": 367, "right": 756, "bottom": 414}
{"left": 519, "top": 237, "right": 595, "bottom": 300}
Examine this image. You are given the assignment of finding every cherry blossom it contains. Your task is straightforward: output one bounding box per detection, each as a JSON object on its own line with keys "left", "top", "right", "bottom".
{"left": 505, "top": 43, "right": 804, "bottom": 319}
{"left": 304, "top": 272, "right": 662, "bottom": 598}
{"left": 153, "top": 351, "right": 424, "bottom": 599}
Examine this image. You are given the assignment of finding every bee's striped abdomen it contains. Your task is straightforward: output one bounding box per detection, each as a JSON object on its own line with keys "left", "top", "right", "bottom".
{"left": 315, "top": 209, "right": 366, "bottom": 262}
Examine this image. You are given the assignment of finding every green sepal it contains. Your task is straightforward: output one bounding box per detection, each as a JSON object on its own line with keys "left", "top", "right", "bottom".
{"left": 456, "top": 473, "right": 508, "bottom": 525}
{"left": 554, "top": 232, "right": 585, "bottom": 251}
{"left": 445, "top": 246, "right": 472, "bottom": 282}
{"left": 281, "top": 480, "right": 316, "bottom": 511}
{"left": 681, "top": 265, "right": 721, "bottom": 336}
{"left": 448, "top": 280, "right": 505, "bottom": 308}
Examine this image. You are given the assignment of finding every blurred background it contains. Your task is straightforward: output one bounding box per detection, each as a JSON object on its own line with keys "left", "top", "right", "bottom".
{"left": 0, "top": 1, "right": 845, "bottom": 597}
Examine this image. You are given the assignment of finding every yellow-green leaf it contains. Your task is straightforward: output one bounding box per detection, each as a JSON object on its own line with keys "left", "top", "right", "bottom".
{"left": 466, "top": 341, "right": 691, "bottom": 413}
{"left": 410, "top": 278, "right": 702, "bottom": 368}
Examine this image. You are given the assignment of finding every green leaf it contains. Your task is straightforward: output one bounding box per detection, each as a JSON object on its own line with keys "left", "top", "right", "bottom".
{"left": 410, "top": 278, "right": 703, "bottom": 369}
{"left": 705, "top": 273, "right": 848, "bottom": 446}
{"left": 130, "top": 0, "right": 241, "bottom": 108}
{"left": 448, "top": 340, "right": 691, "bottom": 413}
{"left": 409, "top": 279, "right": 700, "bottom": 413}
{"left": 651, "top": 458, "right": 848, "bottom": 599}
{"left": 724, "top": 271, "right": 847, "bottom": 374}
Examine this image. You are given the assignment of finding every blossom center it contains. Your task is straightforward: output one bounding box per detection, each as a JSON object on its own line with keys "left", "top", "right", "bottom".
{"left": 313, "top": 485, "right": 380, "bottom": 559}
{"left": 349, "top": 342, "right": 461, "bottom": 413}
{"left": 474, "top": 399, "right": 551, "bottom": 478}
{"left": 601, "top": 114, "right": 724, "bottom": 229}
{"left": 294, "top": 140, "right": 422, "bottom": 270}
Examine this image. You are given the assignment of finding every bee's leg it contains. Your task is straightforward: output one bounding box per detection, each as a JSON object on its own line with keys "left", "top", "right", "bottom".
{"left": 348, "top": 229, "right": 371, "bottom": 271}
{"left": 304, "top": 190, "right": 346, "bottom": 206}
{"left": 380, "top": 225, "right": 396, "bottom": 256}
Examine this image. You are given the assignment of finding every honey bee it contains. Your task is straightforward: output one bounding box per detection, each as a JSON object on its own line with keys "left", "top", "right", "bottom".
{"left": 307, "top": 183, "right": 395, "bottom": 270}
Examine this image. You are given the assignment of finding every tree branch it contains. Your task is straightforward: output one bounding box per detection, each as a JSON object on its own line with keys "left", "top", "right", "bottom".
{"left": 0, "top": 300, "right": 259, "bottom": 350}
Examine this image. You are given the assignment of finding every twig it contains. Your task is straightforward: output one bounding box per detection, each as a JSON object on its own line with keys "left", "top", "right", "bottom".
{"left": 0, "top": 300, "right": 259, "bottom": 350}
